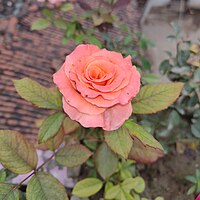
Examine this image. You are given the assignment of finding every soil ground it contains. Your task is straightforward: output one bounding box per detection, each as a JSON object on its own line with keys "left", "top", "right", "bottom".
{"left": 141, "top": 149, "right": 200, "bottom": 200}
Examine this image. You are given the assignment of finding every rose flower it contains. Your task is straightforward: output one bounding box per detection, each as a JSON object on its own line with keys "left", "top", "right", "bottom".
{"left": 53, "top": 44, "right": 140, "bottom": 131}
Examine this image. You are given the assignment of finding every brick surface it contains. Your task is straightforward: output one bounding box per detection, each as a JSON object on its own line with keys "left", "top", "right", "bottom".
{"left": 0, "top": 1, "right": 141, "bottom": 143}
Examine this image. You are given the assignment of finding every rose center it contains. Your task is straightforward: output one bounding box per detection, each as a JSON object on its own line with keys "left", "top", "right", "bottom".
{"left": 87, "top": 65, "right": 105, "bottom": 80}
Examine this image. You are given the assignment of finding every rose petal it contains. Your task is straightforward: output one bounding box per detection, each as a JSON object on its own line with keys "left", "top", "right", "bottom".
{"left": 64, "top": 44, "right": 100, "bottom": 78}
{"left": 103, "top": 102, "right": 133, "bottom": 131}
{"left": 118, "top": 66, "right": 141, "bottom": 104}
{"left": 85, "top": 95, "right": 119, "bottom": 107}
{"left": 53, "top": 65, "right": 105, "bottom": 115}
{"left": 62, "top": 97, "right": 104, "bottom": 128}
{"left": 70, "top": 70, "right": 121, "bottom": 100}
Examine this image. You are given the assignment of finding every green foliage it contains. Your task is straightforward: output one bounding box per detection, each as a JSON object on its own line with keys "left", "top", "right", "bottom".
{"left": 155, "top": 197, "right": 165, "bottom": 200}
{"left": 104, "top": 126, "right": 133, "bottom": 158}
{"left": 129, "top": 137, "right": 163, "bottom": 164}
{"left": 125, "top": 121, "right": 163, "bottom": 151}
{"left": 132, "top": 83, "right": 184, "bottom": 114}
{"left": 142, "top": 73, "right": 160, "bottom": 84}
{"left": 103, "top": 120, "right": 164, "bottom": 163}
{"left": 159, "top": 30, "right": 200, "bottom": 139}
{"left": 38, "top": 112, "right": 65, "bottom": 143}
{"left": 104, "top": 185, "right": 121, "bottom": 199}
{"left": 26, "top": 172, "right": 68, "bottom": 200}
{"left": 62, "top": 117, "right": 80, "bottom": 135}
{"left": 31, "top": 18, "right": 50, "bottom": 30}
{"left": 0, "top": 130, "right": 38, "bottom": 174}
{"left": 72, "top": 178, "right": 103, "bottom": 198}
{"left": 60, "top": 3, "right": 74, "bottom": 12}
{"left": 56, "top": 144, "right": 92, "bottom": 167}
{"left": 45, "top": 127, "right": 64, "bottom": 151}
{"left": 121, "top": 177, "right": 145, "bottom": 193}
{"left": 1, "top": 3, "right": 188, "bottom": 199}
{"left": 185, "top": 169, "right": 200, "bottom": 195}
{"left": 0, "top": 169, "right": 6, "bottom": 183}
{"left": 94, "top": 143, "right": 118, "bottom": 180}
{"left": 125, "top": 121, "right": 164, "bottom": 163}
{"left": 104, "top": 176, "right": 145, "bottom": 200}
{"left": 14, "top": 78, "right": 62, "bottom": 110}
{"left": 42, "top": 8, "right": 53, "bottom": 18}
{"left": 0, "top": 183, "right": 20, "bottom": 200}
{"left": 53, "top": 18, "right": 67, "bottom": 29}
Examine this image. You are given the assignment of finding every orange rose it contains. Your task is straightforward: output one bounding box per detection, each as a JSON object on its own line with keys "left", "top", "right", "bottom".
{"left": 53, "top": 44, "right": 140, "bottom": 131}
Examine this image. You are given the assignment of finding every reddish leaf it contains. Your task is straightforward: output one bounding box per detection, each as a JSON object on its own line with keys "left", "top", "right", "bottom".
{"left": 128, "top": 137, "right": 163, "bottom": 164}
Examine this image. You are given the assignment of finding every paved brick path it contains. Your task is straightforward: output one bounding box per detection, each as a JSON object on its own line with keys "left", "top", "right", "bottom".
{"left": 0, "top": 1, "right": 141, "bottom": 143}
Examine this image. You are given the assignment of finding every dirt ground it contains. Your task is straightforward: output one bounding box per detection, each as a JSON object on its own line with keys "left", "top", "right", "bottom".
{"left": 141, "top": 149, "right": 200, "bottom": 200}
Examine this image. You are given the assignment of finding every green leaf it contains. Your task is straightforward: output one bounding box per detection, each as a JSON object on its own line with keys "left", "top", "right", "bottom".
{"left": 159, "top": 59, "right": 172, "bottom": 74}
{"left": 104, "top": 126, "right": 133, "bottom": 158}
{"left": 0, "top": 130, "right": 38, "bottom": 174}
{"left": 104, "top": 185, "right": 121, "bottom": 199}
{"left": 45, "top": 127, "right": 64, "bottom": 151}
{"left": 56, "top": 144, "right": 92, "bottom": 167}
{"left": 42, "top": 8, "right": 53, "bottom": 18}
{"left": 104, "top": 181, "right": 113, "bottom": 193}
{"left": 26, "top": 172, "right": 68, "bottom": 200}
{"left": 88, "top": 36, "right": 102, "bottom": 48}
{"left": 187, "top": 185, "right": 196, "bottom": 195}
{"left": 61, "top": 37, "right": 70, "bottom": 45}
{"left": 142, "top": 73, "right": 160, "bottom": 84}
{"left": 38, "top": 112, "right": 65, "bottom": 143}
{"left": 120, "top": 169, "right": 132, "bottom": 180}
{"left": 139, "top": 55, "right": 151, "bottom": 70}
{"left": 14, "top": 78, "right": 62, "bottom": 110}
{"left": 124, "top": 35, "right": 132, "bottom": 45}
{"left": 185, "top": 175, "right": 197, "bottom": 184}
{"left": 191, "top": 121, "right": 200, "bottom": 138}
{"left": 121, "top": 177, "right": 145, "bottom": 193}
{"left": 74, "top": 34, "right": 85, "bottom": 44}
{"left": 155, "top": 197, "right": 165, "bottom": 200}
{"left": 63, "top": 117, "right": 80, "bottom": 134}
{"left": 66, "top": 23, "right": 76, "bottom": 37}
{"left": 132, "top": 83, "right": 184, "bottom": 114}
{"left": 125, "top": 121, "right": 163, "bottom": 163}
{"left": 118, "top": 189, "right": 135, "bottom": 200}
{"left": 94, "top": 143, "right": 118, "bottom": 180}
{"left": 125, "top": 121, "right": 163, "bottom": 150}
{"left": 0, "top": 169, "right": 6, "bottom": 183}
{"left": 31, "top": 18, "right": 50, "bottom": 30}
{"left": 132, "top": 193, "right": 141, "bottom": 200}
{"left": 4, "top": 170, "right": 18, "bottom": 181}
{"left": 20, "top": 191, "right": 26, "bottom": 200}
{"left": 72, "top": 178, "right": 103, "bottom": 198}
{"left": 0, "top": 183, "right": 20, "bottom": 200}
{"left": 177, "top": 50, "right": 190, "bottom": 66}
{"left": 53, "top": 18, "right": 67, "bottom": 29}
{"left": 60, "top": 3, "right": 74, "bottom": 12}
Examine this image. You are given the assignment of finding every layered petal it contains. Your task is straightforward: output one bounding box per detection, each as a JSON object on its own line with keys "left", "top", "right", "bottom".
{"left": 53, "top": 44, "right": 141, "bottom": 131}
{"left": 62, "top": 97, "right": 104, "bottom": 128}
{"left": 53, "top": 65, "right": 105, "bottom": 115}
{"left": 103, "top": 102, "right": 133, "bottom": 131}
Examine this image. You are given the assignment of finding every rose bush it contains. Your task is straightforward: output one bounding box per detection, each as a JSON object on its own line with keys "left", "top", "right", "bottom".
{"left": 53, "top": 44, "right": 140, "bottom": 131}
